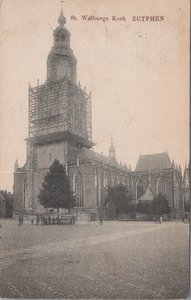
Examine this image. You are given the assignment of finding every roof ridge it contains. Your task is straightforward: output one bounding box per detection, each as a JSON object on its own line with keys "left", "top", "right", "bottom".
{"left": 140, "top": 152, "right": 168, "bottom": 157}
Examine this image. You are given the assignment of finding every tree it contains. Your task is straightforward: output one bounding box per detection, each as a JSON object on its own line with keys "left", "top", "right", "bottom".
{"left": 105, "top": 184, "right": 134, "bottom": 217}
{"left": 0, "top": 190, "right": 13, "bottom": 218}
{"left": 153, "top": 193, "right": 171, "bottom": 216}
{"left": 38, "top": 160, "right": 74, "bottom": 216}
{"left": 137, "top": 201, "right": 154, "bottom": 216}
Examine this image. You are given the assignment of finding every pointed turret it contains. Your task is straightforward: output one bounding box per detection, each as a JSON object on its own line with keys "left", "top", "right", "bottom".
{"left": 124, "top": 162, "right": 127, "bottom": 170}
{"left": 109, "top": 137, "right": 116, "bottom": 161}
{"left": 172, "top": 159, "right": 175, "bottom": 169}
{"left": 178, "top": 164, "right": 182, "bottom": 174}
{"left": 183, "top": 161, "right": 187, "bottom": 176}
{"left": 14, "top": 160, "right": 19, "bottom": 173}
{"left": 58, "top": 8, "right": 66, "bottom": 27}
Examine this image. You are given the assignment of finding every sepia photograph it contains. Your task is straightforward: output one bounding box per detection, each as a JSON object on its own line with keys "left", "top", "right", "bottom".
{"left": 0, "top": 0, "right": 190, "bottom": 299}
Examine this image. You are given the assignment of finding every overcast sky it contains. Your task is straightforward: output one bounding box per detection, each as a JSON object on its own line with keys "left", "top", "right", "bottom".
{"left": 0, "top": 0, "right": 189, "bottom": 191}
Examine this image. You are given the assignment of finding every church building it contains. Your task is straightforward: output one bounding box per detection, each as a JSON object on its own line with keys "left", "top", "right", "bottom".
{"left": 13, "top": 8, "right": 185, "bottom": 219}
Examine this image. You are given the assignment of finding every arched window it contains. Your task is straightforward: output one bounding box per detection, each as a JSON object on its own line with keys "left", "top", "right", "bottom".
{"left": 157, "top": 178, "right": 166, "bottom": 195}
{"left": 136, "top": 180, "right": 144, "bottom": 199}
{"left": 96, "top": 172, "right": 100, "bottom": 207}
{"left": 75, "top": 171, "right": 84, "bottom": 207}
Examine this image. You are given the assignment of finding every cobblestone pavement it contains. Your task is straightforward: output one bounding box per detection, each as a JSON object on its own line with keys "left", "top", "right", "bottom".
{"left": 0, "top": 220, "right": 189, "bottom": 299}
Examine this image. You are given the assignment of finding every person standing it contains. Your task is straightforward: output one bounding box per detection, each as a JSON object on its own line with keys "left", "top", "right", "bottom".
{"left": 99, "top": 210, "right": 103, "bottom": 225}
{"left": 36, "top": 215, "right": 40, "bottom": 225}
{"left": 18, "top": 214, "right": 22, "bottom": 226}
{"left": 0, "top": 224, "right": 3, "bottom": 238}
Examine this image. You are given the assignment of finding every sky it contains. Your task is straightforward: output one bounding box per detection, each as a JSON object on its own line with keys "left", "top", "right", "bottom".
{"left": 0, "top": 0, "right": 189, "bottom": 192}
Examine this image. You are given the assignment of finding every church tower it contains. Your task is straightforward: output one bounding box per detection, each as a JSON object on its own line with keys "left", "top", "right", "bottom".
{"left": 24, "top": 7, "right": 93, "bottom": 212}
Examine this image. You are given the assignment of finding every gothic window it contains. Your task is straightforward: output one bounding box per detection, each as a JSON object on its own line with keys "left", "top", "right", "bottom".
{"left": 75, "top": 171, "right": 84, "bottom": 207}
{"left": 157, "top": 178, "right": 166, "bottom": 195}
{"left": 96, "top": 172, "right": 100, "bottom": 207}
{"left": 74, "top": 103, "right": 80, "bottom": 125}
{"left": 136, "top": 180, "right": 144, "bottom": 199}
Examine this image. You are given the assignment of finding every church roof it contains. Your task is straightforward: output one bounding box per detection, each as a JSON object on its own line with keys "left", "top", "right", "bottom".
{"left": 138, "top": 187, "right": 155, "bottom": 201}
{"left": 135, "top": 152, "right": 172, "bottom": 171}
{"left": 79, "top": 148, "right": 127, "bottom": 170}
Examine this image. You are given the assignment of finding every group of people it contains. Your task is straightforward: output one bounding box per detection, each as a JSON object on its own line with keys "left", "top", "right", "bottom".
{"left": 31, "top": 215, "right": 60, "bottom": 225}
{"left": 153, "top": 216, "right": 163, "bottom": 224}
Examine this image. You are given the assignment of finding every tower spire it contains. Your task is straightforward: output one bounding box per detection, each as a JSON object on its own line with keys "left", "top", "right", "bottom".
{"left": 109, "top": 136, "right": 116, "bottom": 161}
{"left": 58, "top": 0, "right": 66, "bottom": 27}
{"left": 60, "top": 0, "right": 64, "bottom": 11}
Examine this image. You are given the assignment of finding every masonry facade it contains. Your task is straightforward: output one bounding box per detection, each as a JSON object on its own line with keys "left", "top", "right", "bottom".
{"left": 13, "top": 9, "right": 185, "bottom": 217}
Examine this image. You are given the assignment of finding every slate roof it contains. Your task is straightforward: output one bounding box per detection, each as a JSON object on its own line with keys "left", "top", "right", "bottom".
{"left": 135, "top": 152, "right": 172, "bottom": 171}
{"left": 79, "top": 148, "right": 127, "bottom": 170}
{"left": 138, "top": 187, "right": 155, "bottom": 201}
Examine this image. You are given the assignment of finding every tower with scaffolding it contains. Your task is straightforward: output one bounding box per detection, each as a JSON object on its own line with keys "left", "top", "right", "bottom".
{"left": 14, "top": 7, "right": 93, "bottom": 212}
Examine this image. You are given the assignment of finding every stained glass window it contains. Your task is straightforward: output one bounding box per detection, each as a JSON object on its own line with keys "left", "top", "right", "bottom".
{"left": 157, "top": 178, "right": 166, "bottom": 195}
{"left": 75, "top": 171, "right": 84, "bottom": 207}
{"left": 137, "top": 180, "right": 144, "bottom": 199}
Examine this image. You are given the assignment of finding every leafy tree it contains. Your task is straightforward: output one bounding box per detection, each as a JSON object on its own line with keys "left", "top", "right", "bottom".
{"left": 0, "top": 190, "right": 13, "bottom": 218}
{"left": 137, "top": 201, "right": 154, "bottom": 216}
{"left": 153, "top": 193, "right": 171, "bottom": 216}
{"left": 105, "top": 184, "right": 134, "bottom": 216}
{"left": 38, "top": 160, "right": 74, "bottom": 216}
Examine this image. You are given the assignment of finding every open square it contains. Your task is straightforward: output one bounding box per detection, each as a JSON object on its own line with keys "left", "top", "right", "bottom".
{"left": 0, "top": 220, "right": 189, "bottom": 299}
